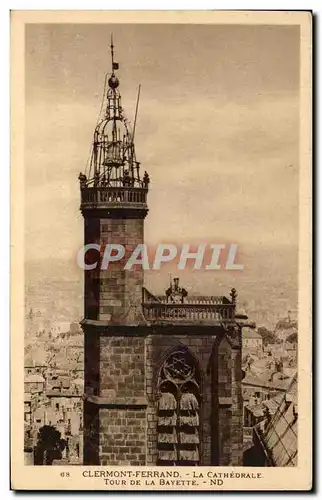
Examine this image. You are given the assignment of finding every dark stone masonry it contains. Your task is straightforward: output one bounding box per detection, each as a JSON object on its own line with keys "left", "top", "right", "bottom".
{"left": 82, "top": 323, "right": 244, "bottom": 466}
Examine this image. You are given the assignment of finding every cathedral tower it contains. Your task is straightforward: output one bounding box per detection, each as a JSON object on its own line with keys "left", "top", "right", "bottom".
{"left": 80, "top": 38, "right": 149, "bottom": 326}
{"left": 79, "top": 39, "right": 150, "bottom": 465}
{"left": 80, "top": 41, "right": 247, "bottom": 467}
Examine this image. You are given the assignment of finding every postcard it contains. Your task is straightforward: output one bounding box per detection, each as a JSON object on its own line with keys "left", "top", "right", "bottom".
{"left": 11, "top": 10, "right": 312, "bottom": 491}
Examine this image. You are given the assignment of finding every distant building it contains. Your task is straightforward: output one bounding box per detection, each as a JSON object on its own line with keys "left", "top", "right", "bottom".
{"left": 242, "top": 328, "right": 263, "bottom": 352}
{"left": 24, "top": 348, "right": 47, "bottom": 377}
{"left": 46, "top": 382, "right": 82, "bottom": 413}
{"left": 24, "top": 392, "right": 32, "bottom": 425}
{"left": 24, "top": 373, "right": 45, "bottom": 395}
{"left": 242, "top": 393, "right": 284, "bottom": 455}
{"left": 242, "top": 371, "right": 290, "bottom": 405}
{"left": 245, "top": 374, "right": 298, "bottom": 466}
{"left": 274, "top": 310, "right": 297, "bottom": 343}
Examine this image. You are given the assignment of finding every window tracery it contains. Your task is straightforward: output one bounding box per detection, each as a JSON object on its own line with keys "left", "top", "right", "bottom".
{"left": 157, "top": 348, "right": 201, "bottom": 465}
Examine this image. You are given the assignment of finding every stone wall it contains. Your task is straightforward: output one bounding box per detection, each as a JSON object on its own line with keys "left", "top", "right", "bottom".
{"left": 99, "top": 408, "right": 146, "bottom": 466}
{"left": 211, "top": 336, "right": 243, "bottom": 465}
{"left": 99, "top": 218, "right": 144, "bottom": 324}
{"left": 83, "top": 332, "right": 147, "bottom": 465}
{"left": 230, "top": 348, "right": 243, "bottom": 465}
{"left": 83, "top": 216, "right": 144, "bottom": 325}
{"left": 99, "top": 336, "right": 145, "bottom": 400}
{"left": 83, "top": 328, "right": 243, "bottom": 466}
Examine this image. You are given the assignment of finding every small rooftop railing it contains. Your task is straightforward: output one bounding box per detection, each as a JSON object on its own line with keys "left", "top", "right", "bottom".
{"left": 154, "top": 295, "right": 228, "bottom": 305}
{"left": 80, "top": 186, "right": 148, "bottom": 209}
{"left": 142, "top": 301, "right": 235, "bottom": 324}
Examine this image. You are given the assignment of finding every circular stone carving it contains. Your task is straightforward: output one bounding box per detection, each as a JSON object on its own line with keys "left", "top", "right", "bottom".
{"left": 163, "top": 351, "right": 195, "bottom": 383}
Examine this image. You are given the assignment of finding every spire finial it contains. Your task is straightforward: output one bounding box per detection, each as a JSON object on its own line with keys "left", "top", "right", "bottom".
{"left": 108, "top": 34, "right": 119, "bottom": 89}
{"left": 110, "top": 33, "right": 115, "bottom": 72}
{"left": 110, "top": 33, "right": 119, "bottom": 73}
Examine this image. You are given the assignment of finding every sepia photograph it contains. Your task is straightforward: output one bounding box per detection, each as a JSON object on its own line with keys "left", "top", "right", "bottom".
{"left": 11, "top": 10, "right": 312, "bottom": 491}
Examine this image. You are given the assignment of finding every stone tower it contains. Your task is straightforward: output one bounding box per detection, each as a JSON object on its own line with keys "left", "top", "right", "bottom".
{"left": 79, "top": 39, "right": 150, "bottom": 465}
{"left": 79, "top": 42, "right": 249, "bottom": 467}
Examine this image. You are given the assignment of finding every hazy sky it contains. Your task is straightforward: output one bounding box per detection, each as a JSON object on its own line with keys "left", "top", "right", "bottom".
{"left": 25, "top": 23, "right": 300, "bottom": 317}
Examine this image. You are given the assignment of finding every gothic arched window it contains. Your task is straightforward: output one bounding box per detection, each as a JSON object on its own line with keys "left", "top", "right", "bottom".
{"left": 157, "top": 348, "right": 201, "bottom": 465}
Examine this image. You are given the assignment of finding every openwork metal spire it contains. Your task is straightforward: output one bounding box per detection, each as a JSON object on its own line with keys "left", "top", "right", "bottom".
{"left": 79, "top": 37, "right": 150, "bottom": 191}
